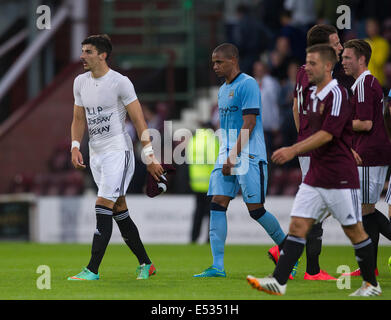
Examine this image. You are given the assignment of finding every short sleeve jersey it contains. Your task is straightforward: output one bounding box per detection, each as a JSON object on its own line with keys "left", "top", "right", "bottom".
{"left": 304, "top": 79, "right": 359, "bottom": 189}
{"left": 216, "top": 72, "right": 267, "bottom": 166}
{"left": 73, "top": 69, "right": 137, "bottom": 152}
{"left": 294, "top": 63, "right": 355, "bottom": 156}
{"left": 351, "top": 71, "right": 391, "bottom": 166}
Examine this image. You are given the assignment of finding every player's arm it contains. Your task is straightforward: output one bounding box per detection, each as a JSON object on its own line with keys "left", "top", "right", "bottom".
{"left": 351, "top": 148, "right": 362, "bottom": 165}
{"left": 352, "top": 119, "right": 372, "bottom": 132}
{"left": 352, "top": 80, "right": 374, "bottom": 132}
{"left": 292, "top": 97, "right": 300, "bottom": 132}
{"left": 223, "top": 114, "right": 256, "bottom": 175}
{"left": 71, "top": 104, "right": 87, "bottom": 169}
{"left": 271, "top": 130, "right": 332, "bottom": 165}
{"left": 125, "top": 99, "right": 163, "bottom": 181}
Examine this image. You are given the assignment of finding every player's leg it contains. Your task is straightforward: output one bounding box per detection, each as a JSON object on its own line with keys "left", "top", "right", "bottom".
{"left": 386, "top": 176, "right": 391, "bottom": 256}
{"left": 84, "top": 196, "right": 115, "bottom": 275}
{"left": 210, "top": 195, "right": 230, "bottom": 269}
{"left": 388, "top": 195, "right": 391, "bottom": 274}
{"left": 361, "top": 166, "right": 391, "bottom": 239}
{"left": 269, "top": 183, "right": 328, "bottom": 287}
{"left": 242, "top": 161, "right": 286, "bottom": 246}
{"left": 325, "top": 187, "right": 380, "bottom": 295}
{"left": 297, "top": 156, "right": 334, "bottom": 279}
{"left": 84, "top": 150, "right": 132, "bottom": 276}
{"left": 247, "top": 216, "right": 313, "bottom": 295}
{"left": 68, "top": 152, "right": 115, "bottom": 280}
{"left": 113, "top": 196, "right": 156, "bottom": 279}
{"left": 308, "top": 186, "right": 379, "bottom": 296}
{"left": 202, "top": 194, "right": 211, "bottom": 243}
{"left": 342, "top": 222, "right": 381, "bottom": 296}
{"left": 111, "top": 151, "right": 154, "bottom": 279}
{"left": 194, "top": 195, "right": 230, "bottom": 277}
{"left": 193, "top": 193, "right": 212, "bottom": 243}
{"left": 387, "top": 177, "right": 391, "bottom": 226}
{"left": 361, "top": 203, "right": 380, "bottom": 271}
{"left": 68, "top": 194, "right": 114, "bottom": 280}
{"left": 194, "top": 167, "right": 237, "bottom": 277}
{"left": 247, "top": 183, "right": 324, "bottom": 295}
{"left": 191, "top": 193, "right": 206, "bottom": 243}
{"left": 272, "top": 217, "right": 313, "bottom": 283}
{"left": 304, "top": 220, "right": 336, "bottom": 280}
{"left": 386, "top": 151, "right": 391, "bottom": 272}
{"left": 349, "top": 166, "right": 391, "bottom": 276}
{"left": 242, "top": 161, "right": 295, "bottom": 275}
{"left": 372, "top": 167, "right": 391, "bottom": 239}
{"left": 305, "top": 222, "right": 322, "bottom": 275}
{"left": 246, "top": 202, "right": 286, "bottom": 246}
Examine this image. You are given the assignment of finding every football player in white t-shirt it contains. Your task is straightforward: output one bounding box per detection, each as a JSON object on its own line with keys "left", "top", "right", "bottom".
{"left": 67, "top": 35, "right": 163, "bottom": 281}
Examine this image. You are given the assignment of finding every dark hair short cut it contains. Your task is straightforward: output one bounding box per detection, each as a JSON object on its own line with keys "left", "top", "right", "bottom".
{"left": 306, "top": 44, "right": 338, "bottom": 68}
{"left": 344, "top": 39, "right": 372, "bottom": 66}
{"left": 81, "top": 34, "right": 112, "bottom": 60}
{"left": 307, "top": 25, "right": 338, "bottom": 47}
{"left": 213, "top": 43, "right": 239, "bottom": 60}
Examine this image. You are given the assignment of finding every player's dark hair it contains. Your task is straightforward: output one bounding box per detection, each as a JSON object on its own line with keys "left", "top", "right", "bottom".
{"left": 213, "top": 43, "right": 239, "bottom": 60}
{"left": 306, "top": 44, "right": 338, "bottom": 68}
{"left": 343, "top": 39, "right": 372, "bottom": 66}
{"left": 82, "top": 34, "right": 112, "bottom": 60}
{"left": 307, "top": 25, "right": 338, "bottom": 47}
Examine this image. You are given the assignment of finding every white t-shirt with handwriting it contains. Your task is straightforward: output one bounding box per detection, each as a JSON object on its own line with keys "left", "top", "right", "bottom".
{"left": 73, "top": 69, "right": 137, "bottom": 154}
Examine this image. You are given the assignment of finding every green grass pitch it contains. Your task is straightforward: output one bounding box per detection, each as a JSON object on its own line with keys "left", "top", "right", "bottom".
{"left": 0, "top": 242, "right": 390, "bottom": 300}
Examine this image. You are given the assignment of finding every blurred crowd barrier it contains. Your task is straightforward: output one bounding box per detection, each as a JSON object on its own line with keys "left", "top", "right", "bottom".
{"left": 0, "top": 193, "right": 389, "bottom": 245}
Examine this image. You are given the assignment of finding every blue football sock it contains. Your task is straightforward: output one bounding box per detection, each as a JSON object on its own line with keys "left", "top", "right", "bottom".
{"left": 209, "top": 204, "right": 227, "bottom": 270}
{"left": 258, "top": 211, "right": 286, "bottom": 245}
{"left": 250, "top": 208, "right": 285, "bottom": 245}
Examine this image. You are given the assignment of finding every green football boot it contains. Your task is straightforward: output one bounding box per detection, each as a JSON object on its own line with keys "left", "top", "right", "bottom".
{"left": 67, "top": 267, "right": 99, "bottom": 281}
{"left": 193, "top": 266, "right": 226, "bottom": 278}
{"left": 136, "top": 263, "right": 156, "bottom": 280}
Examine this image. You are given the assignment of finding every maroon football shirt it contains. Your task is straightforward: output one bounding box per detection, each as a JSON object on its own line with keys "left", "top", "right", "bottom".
{"left": 351, "top": 71, "right": 391, "bottom": 166}
{"left": 293, "top": 64, "right": 355, "bottom": 155}
{"left": 294, "top": 65, "right": 312, "bottom": 156}
{"left": 294, "top": 66, "right": 311, "bottom": 142}
{"left": 303, "top": 79, "right": 360, "bottom": 189}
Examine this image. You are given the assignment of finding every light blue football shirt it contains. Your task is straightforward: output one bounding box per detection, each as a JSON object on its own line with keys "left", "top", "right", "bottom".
{"left": 216, "top": 72, "right": 267, "bottom": 167}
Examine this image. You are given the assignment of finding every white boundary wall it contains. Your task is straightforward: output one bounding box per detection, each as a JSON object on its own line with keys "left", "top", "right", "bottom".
{"left": 31, "top": 195, "right": 390, "bottom": 245}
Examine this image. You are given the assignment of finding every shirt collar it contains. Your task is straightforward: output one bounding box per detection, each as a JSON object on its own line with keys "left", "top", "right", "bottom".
{"left": 351, "top": 70, "right": 371, "bottom": 92}
{"left": 310, "top": 79, "right": 338, "bottom": 101}
{"left": 226, "top": 72, "right": 242, "bottom": 85}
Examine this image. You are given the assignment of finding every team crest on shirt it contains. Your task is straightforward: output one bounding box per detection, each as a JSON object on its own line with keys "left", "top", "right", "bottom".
{"left": 319, "top": 103, "right": 325, "bottom": 115}
{"left": 229, "top": 90, "right": 234, "bottom": 99}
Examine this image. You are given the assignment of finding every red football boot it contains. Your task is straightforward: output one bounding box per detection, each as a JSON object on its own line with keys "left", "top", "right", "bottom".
{"left": 341, "top": 268, "right": 379, "bottom": 277}
{"left": 304, "top": 269, "right": 337, "bottom": 280}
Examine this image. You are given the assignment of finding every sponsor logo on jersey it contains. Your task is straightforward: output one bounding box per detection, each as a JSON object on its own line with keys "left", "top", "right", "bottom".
{"left": 220, "top": 106, "right": 239, "bottom": 115}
